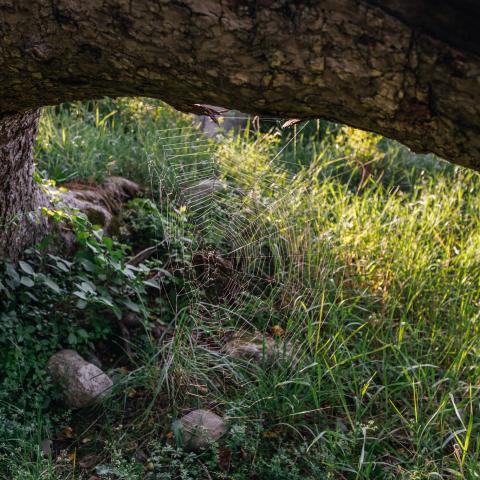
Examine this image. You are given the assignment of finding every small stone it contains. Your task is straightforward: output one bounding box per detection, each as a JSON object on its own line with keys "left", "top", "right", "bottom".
{"left": 182, "top": 178, "right": 227, "bottom": 204}
{"left": 121, "top": 311, "right": 143, "bottom": 328}
{"left": 46, "top": 350, "right": 113, "bottom": 409}
{"left": 173, "top": 409, "right": 227, "bottom": 450}
{"left": 224, "top": 333, "right": 295, "bottom": 365}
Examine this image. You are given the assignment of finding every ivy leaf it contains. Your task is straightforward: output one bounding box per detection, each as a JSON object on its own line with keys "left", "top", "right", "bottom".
{"left": 123, "top": 299, "right": 140, "bottom": 313}
{"left": 123, "top": 268, "right": 136, "bottom": 279}
{"left": 20, "top": 276, "right": 34, "bottom": 287}
{"left": 98, "top": 297, "right": 114, "bottom": 308}
{"left": 80, "top": 259, "right": 96, "bottom": 272}
{"left": 77, "top": 328, "right": 89, "bottom": 339}
{"left": 112, "top": 307, "right": 122, "bottom": 320}
{"left": 103, "top": 236, "right": 113, "bottom": 251}
{"left": 43, "top": 277, "right": 61, "bottom": 294}
{"left": 76, "top": 299, "right": 87, "bottom": 310}
{"left": 5, "top": 263, "right": 20, "bottom": 282}
{"left": 19, "top": 260, "right": 34, "bottom": 276}
{"left": 73, "top": 290, "right": 87, "bottom": 300}
{"left": 143, "top": 279, "right": 160, "bottom": 289}
{"left": 55, "top": 261, "right": 70, "bottom": 273}
{"left": 24, "top": 291, "right": 39, "bottom": 302}
{"left": 79, "top": 281, "right": 96, "bottom": 294}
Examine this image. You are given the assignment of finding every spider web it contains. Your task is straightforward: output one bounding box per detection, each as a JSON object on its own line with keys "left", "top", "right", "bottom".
{"left": 144, "top": 115, "right": 329, "bottom": 343}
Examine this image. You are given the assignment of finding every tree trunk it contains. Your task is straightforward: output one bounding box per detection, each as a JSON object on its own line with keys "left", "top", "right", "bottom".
{"left": 1, "top": 0, "right": 480, "bottom": 257}
{"left": 0, "top": 110, "right": 49, "bottom": 259}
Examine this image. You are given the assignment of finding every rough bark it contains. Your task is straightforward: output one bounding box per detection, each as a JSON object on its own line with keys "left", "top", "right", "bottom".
{"left": 0, "top": 0, "right": 479, "bottom": 169}
{"left": 0, "top": 110, "right": 49, "bottom": 259}
{"left": 1, "top": 0, "right": 480, "bottom": 258}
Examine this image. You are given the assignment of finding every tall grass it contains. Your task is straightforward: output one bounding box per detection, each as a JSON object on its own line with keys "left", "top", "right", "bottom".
{"left": 7, "top": 98, "right": 480, "bottom": 478}
{"left": 213, "top": 128, "right": 480, "bottom": 477}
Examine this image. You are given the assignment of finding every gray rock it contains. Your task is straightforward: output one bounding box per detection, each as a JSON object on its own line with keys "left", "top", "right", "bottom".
{"left": 182, "top": 178, "right": 227, "bottom": 205}
{"left": 224, "top": 333, "right": 295, "bottom": 365}
{"left": 102, "top": 176, "right": 141, "bottom": 206}
{"left": 195, "top": 109, "right": 250, "bottom": 139}
{"left": 121, "top": 311, "right": 143, "bottom": 328}
{"left": 86, "top": 353, "right": 103, "bottom": 369}
{"left": 173, "top": 409, "right": 227, "bottom": 450}
{"left": 83, "top": 203, "right": 113, "bottom": 228}
{"left": 60, "top": 191, "right": 113, "bottom": 229}
{"left": 59, "top": 176, "right": 140, "bottom": 229}
{"left": 46, "top": 350, "right": 113, "bottom": 409}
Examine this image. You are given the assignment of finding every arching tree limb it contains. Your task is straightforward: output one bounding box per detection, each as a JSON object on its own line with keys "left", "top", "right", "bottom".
{"left": 1, "top": 0, "right": 479, "bottom": 167}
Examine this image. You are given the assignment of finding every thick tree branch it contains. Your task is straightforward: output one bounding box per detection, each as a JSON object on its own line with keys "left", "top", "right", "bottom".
{"left": 0, "top": 0, "right": 479, "bottom": 168}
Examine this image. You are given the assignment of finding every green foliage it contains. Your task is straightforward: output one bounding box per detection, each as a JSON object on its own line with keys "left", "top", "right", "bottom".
{"left": 3, "top": 98, "right": 480, "bottom": 479}
{"left": 35, "top": 98, "right": 193, "bottom": 184}
{"left": 120, "top": 198, "right": 166, "bottom": 249}
{"left": 0, "top": 211, "right": 152, "bottom": 414}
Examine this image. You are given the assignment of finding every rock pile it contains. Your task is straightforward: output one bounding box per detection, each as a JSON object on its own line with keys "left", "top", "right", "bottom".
{"left": 60, "top": 176, "right": 140, "bottom": 232}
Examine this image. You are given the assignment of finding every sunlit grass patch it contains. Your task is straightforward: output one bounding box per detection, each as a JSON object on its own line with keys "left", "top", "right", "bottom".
{"left": 2, "top": 98, "right": 480, "bottom": 478}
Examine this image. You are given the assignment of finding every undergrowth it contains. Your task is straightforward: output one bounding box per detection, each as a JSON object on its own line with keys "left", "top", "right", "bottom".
{"left": 1, "top": 98, "right": 480, "bottom": 479}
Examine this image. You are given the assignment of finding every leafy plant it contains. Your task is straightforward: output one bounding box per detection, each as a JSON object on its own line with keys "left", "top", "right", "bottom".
{"left": 3, "top": 97, "right": 480, "bottom": 479}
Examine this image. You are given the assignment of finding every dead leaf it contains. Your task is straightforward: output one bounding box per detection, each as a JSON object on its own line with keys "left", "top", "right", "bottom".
{"left": 146, "top": 417, "right": 155, "bottom": 428}
{"left": 218, "top": 447, "right": 232, "bottom": 472}
{"left": 127, "top": 388, "right": 138, "bottom": 398}
{"left": 281, "top": 118, "right": 303, "bottom": 129}
{"left": 78, "top": 453, "right": 100, "bottom": 469}
{"left": 62, "top": 426, "right": 74, "bottom": 438}
{"left": 272, "top": 325, "right": 285, "bottom": 337}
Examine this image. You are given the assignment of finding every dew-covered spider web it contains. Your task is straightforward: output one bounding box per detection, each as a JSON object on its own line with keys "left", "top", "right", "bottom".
{"left": 143, "top": 114, "right": 331, "bottom": 349}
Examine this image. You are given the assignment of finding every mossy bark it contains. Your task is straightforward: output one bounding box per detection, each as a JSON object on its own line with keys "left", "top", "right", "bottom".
{"left": 0, "top": 110, "right": 48, "bottom": 259}
{"left": 1, "top": 0, "right": 480, "bottom": 167}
